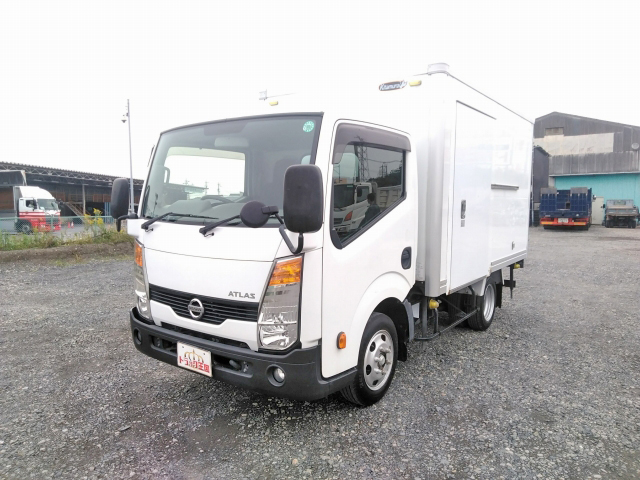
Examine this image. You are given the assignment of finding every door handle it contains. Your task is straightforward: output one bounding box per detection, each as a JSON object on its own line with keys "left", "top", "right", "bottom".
{"left": 461, "top": 200, "right": 466, "bottom": 219}
{"left": 401, "top": 247, "right": 411, "bottom": 270}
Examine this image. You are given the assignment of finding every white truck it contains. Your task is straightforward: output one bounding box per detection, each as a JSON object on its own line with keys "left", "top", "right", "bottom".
{"left": 112, "top": 64, "right": 532, "bottom": 406}
{"left": 0, "top": 170, "right": 61, "bottom": 233}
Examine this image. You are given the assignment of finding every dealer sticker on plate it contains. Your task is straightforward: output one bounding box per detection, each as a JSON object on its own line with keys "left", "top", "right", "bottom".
{"left": 177, "top": 342, "right": 212, "bottom": 377}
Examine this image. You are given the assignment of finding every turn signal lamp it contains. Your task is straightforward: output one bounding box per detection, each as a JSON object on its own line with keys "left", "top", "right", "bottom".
{"left": 344, "top": 211, "right": 353, "bottom": 222}
{"left": 134, "top": 242, "right": 143, "bottom": 267}
{"left": 133, "top": 241, "right": 150, "bottom": 320}
{"left": 269, "top": 256, "right": 302, "bottom": 286}
{"left": 269, "top": 100, "right": 279, "bottom": 106}
{"left": 409, "top": 80, "right": 422, "bottom": 87}
{"left": 337, "top": 332, "right": 347, "bottom": 349}
{"left": 259, "top": 256, "right": 303, "bottom": 350}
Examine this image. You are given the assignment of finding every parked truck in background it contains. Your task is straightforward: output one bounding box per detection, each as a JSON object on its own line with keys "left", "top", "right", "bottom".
{"left": 540, "top": 187, "right": 592, "bottom": 230}
{"left": 604, "top": 199, "right": 638, "bottom": 228}
{"left": 0, "top": 170, "right": 61, "bottom": 234}
{"left": 111, "top": 64, "right": 532, "bottom": 406}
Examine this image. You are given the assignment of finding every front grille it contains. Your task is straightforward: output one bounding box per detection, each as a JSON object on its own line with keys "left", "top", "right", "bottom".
{"left": 159, "top": 323, "right": 250, "bottom": 349}
{"left": 149, "top": 284, "right": 259, "bottom": 325}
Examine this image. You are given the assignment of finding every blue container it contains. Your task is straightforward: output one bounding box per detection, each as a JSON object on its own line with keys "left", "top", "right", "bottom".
{"left": 540, "top": 187, "right": 592, "bottom": 219}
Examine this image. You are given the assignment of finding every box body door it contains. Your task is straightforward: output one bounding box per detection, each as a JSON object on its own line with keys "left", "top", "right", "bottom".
{"left": 449, "top": 103, "right": 493, "bottom": 290}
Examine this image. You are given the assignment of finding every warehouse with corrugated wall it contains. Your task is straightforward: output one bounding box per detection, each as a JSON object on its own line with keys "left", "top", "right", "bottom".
{"left": 533, "top": 112, "right": 640, "bottom": 213}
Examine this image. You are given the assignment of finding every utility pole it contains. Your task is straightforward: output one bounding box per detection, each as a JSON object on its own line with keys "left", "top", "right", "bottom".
{"left": 122, "top": 100, "right": 135, "bottom": 214}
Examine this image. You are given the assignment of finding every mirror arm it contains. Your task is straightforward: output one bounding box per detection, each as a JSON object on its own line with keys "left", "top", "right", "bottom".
{"left": 279, "top": 225, "right": 304, "bottom": 254}
{"left": 116, "top": 213, "right": 138, "bottom": 232}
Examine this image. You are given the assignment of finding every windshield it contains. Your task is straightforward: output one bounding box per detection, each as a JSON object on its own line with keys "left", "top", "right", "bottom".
{"left": 141, "top": 115, "right": 322, "bottom": 224}
{"left": 37, "top": 199, "right": 59, "bottom": 211}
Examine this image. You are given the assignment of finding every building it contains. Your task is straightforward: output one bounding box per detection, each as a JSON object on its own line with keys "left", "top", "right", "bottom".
{"left": 0, "top": 161, "right": 143, "bottom": 216}
{"left": 534, "top": 112, "right": 640, "bottom": 210}
{"left": 530, "top": 146, "right": 550, "bottom": 225}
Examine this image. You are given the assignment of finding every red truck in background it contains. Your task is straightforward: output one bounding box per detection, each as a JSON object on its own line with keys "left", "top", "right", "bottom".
{"left": 0, "top": 170, "right": 61, "bottom": 234}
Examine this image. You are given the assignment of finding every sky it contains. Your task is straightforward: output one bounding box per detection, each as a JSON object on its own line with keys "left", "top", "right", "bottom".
{"left": 1, "top": 0, "right": 639, "bottom": 180}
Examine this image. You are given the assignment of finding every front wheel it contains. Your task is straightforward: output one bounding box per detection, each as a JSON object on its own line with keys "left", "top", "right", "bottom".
{"left": 467, "top": 279, "right": 497, "bottom": 331}
{"left": 340, "top": 313, "right": 398, "bottom": 406}
{"left": 18, "top": 222, "right": 32, "bottom": 235}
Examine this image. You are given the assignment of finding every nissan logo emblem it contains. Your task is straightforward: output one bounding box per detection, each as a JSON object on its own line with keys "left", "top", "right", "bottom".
{"left": 187, "top": 298, "right": 204, "bottom": 320}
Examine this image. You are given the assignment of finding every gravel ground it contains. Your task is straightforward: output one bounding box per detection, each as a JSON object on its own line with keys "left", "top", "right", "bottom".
{"left": 1, "top": 226, "right": 639, "bottom": 480}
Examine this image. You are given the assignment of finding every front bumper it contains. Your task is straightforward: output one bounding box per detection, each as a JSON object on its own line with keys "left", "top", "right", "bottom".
{"left": 129, "top": 308, "right": 355, "bottom": 401}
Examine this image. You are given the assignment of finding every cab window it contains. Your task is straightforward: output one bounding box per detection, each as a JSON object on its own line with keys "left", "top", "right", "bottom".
{"left": 332, "top": 142, "right": 405, "bottom": 244}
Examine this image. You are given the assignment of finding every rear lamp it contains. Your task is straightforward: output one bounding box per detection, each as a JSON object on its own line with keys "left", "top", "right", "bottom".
{"left": 344, "top": 211, "right": 353, "bottom": 222}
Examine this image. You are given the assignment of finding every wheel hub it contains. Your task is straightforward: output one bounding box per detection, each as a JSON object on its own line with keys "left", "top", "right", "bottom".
{"left": 483, "top": 282, "right": 496, "bottom": 321}
{"left": 363, "top": 330, "right": 394, "bottom": 391}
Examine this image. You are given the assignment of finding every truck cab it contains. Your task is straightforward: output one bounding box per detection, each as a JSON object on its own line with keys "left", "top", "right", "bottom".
{"left": 115, "top": 109, "right": 417, "bottom": 405}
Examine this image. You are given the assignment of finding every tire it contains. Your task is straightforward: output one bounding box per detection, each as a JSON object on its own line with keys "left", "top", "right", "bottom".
{"left": 19, "top": 222, "right": 32, "bottom": 235}
{"left": 467, "top": 279, "right": 497, "bottom": 331}
{"left": 340, "top": 313, "right": 398, "bottom": 406}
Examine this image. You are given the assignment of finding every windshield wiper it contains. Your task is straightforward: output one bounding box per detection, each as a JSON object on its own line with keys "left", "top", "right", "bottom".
{"left": 199, "top": 204, "right": 282, "bottom": 237}
{"left": 141, "top": 212, "right": 176, "bottom": 231}
{"left": 199, "top": 215, "right": 241, "bottom": 237}
{"left": 143, "top": 212, "right": 223, "bottom": 231}
{"left": 165, "top": 214, "right": 219, "bottom": 222}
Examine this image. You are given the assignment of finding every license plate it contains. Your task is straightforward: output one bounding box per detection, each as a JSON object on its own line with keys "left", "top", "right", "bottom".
{"left": 558, "top": 218, "right": 569, "bottom": 223}
{"left": 177, "top": 342, "right": 212, "bottom": 377}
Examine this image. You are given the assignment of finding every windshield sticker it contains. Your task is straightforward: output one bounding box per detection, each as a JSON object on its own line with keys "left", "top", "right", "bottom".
{"left": 303, "top": 121, "right": 315, "bottom": 133}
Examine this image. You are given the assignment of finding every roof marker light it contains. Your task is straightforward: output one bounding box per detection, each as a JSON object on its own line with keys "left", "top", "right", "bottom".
{"left": 409, "top": 80, "right": 422, "bottom": 87}
{"left": 269, "top": 100, "right": 279, "bottom": 106}
{"left": 426, "top": 63, "right": 450, "bottom": 75}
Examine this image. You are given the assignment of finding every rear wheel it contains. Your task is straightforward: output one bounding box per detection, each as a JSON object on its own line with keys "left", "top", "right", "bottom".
{"left": 340, "top": 313, "right": 398, "bottom": 406}
{"left": 467, "top": 279, "right": 497, "bottom": 331}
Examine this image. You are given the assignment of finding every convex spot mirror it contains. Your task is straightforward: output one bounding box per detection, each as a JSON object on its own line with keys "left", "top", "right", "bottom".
{"left": 283, "top": 164, "right": 323, "bottom": 233}
{"left": 240, "top": 201, "right": 272, "bottom": 228}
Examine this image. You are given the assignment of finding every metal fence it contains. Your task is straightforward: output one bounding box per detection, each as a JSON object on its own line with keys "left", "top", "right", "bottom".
{"left": 0, "top": 215, "right": 116, "bottom": 236}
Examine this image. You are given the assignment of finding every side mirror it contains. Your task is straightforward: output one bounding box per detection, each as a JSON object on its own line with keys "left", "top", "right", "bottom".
{"left": 110, "top": 178, "right": 132, "bottom": 231}
{"left": 283, "top": 165, "right": 323, "bottom": 233}
{"left": 111, "top": 178, "right": 130, "bottom": 219}
{"left": 280, "top": 165, "right": 324, "bottom": 254}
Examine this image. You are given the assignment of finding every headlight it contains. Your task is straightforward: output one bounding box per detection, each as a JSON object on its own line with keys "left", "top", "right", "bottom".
{"left": 134, "top": 241, "right": 151, "bottom": 320}
{"left": 258, "top": 256, "right": 302, "bottom": 350}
